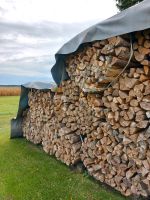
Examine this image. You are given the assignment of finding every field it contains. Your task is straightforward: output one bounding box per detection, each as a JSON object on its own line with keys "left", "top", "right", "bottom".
{"left": 0, "top": 87, "right": 20, "bottom": 96}
{"left": 0, "top": 96, "right": 127, "bottom": 200}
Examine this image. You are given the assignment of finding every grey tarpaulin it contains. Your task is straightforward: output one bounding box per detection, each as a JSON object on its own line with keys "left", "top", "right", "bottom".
{"left": 10, "top": 82, "right": 54, "bottom": 139}
{"left": 51, "top": 0, "right": 150, "bottom": 85}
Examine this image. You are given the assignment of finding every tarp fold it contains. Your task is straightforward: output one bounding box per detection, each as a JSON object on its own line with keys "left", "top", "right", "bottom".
{"left": 10, "top": 82, "right": 52, "bottom": 139}
{"left": 51, "top": 0, "right": 150, "bottom": 85}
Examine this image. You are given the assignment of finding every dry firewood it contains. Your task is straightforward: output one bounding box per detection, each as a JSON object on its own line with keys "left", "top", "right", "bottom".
{"left": 140, "top": 102, "right": 150, "bottom": 111}
{"left": 134, "top": 51, "right": 145, "bottom": 62}
{"left": 22, "top": 29, "right": 150, "bottom": 198}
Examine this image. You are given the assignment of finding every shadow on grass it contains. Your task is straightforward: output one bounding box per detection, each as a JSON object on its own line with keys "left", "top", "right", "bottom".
{"left": 0, "top": 137, "right": 128, "bottom": 200}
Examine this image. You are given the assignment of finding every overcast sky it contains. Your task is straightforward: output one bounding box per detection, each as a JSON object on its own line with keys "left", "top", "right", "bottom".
{"left": 0, "top": 0, "right": 118, "bottom": 85}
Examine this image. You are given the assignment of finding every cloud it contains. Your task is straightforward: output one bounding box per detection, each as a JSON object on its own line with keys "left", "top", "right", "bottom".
{"left": 0, "top": 0, "right": 118, "bottom": 23}
{"left": 0, "top": 6, "right": 6, "bottom": 14}
{"left": 0, "top": 53, "right": 55, "bottom": 76}
{"left": 0, "top": 20, "right": 98, "bottom": 41}
{"left": 0, "top": 0, "right": 117, "bottom": 85}
{"left": 0, "top": 19, "right": 102, "bottom": 85}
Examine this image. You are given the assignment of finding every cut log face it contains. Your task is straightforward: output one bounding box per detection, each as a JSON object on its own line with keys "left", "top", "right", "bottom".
{"left": 22, "top": 29, "right": 150, "bottom": 198}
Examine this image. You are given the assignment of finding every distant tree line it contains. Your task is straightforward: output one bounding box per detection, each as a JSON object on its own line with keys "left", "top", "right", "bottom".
{"left": 115, "top": 0, "right": 144, "bottom": 11}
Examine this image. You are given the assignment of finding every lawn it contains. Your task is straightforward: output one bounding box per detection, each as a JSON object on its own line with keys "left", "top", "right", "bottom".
{"left": 0, "top": 96, "right": 127, "bottom": 200}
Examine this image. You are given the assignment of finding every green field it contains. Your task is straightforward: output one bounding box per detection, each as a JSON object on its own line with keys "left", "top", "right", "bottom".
{"left": 0, "top": 96, "right": 127, "bottom": 200}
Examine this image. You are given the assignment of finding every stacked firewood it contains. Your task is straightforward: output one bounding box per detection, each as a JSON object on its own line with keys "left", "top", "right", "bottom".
{"left": 82, "top": 66, "right": 150, "bottom": 197}
{"left": 22, "top": 29, "right": 150, "bottom": 197}
{"left": 41, "top": 91, "right": 63, "bottom": 155}
{"left": 66, "top": 34, "right": 141, "bottom": 92}
{"left": 43, "top": 86, "right": 81, "bottom": 165}
{"left": 22, "top": 89, "right": 53, "bottom": 144}
{"left": 50, "top": 82, "right": 82, "bottom": 165}
{"left": 66, "top": 29, "right": 150, "bottom": 197}
{"left": 77, "top": 92, "right": 105, "bottom": 136}
{"left": 134, "top": 29, "right": 150, "bottom": 67}
{"left": 22, "top": 82, "right": 83, "bottom": 166}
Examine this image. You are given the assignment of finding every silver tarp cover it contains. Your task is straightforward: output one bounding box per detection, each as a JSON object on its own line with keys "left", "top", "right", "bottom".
{"left": 10, "top": 82, "right": 53, "bottom": 138}
{"left": 51, "top": 0, "right": 150, "bottom": 85}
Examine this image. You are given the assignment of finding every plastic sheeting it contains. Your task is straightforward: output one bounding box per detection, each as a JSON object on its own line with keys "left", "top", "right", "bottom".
{"left": 51, "top": 0, "right": 150, "bottom": 85}
{"left": 10, "top": 82, "right": 53, "bottom": 139}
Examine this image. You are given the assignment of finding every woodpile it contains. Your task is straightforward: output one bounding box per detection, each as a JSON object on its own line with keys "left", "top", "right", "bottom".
{"left": 22, "top": 29, "right": 150, "bottom": 198}
{"left": 50, "top": 82, "right": 82, "bottom": 165}
{"left": 22, "top": 89, "right": 53, "bottom": 144}
{"left": 82, "top": 68, "right": 150, "bottom": 197}
{"left": 66, "top": 34, "right": 141, "bottom": 92}
{"left": 22, "top": 82, "right": 82, "bottom": 166}
{"left": 77, "top": 92, "right": 105, "bottom": 136}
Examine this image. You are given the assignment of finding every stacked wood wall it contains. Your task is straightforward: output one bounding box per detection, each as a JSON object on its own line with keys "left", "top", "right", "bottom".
{"left": 22, "top": 29, "right": 150, "bottom": 198}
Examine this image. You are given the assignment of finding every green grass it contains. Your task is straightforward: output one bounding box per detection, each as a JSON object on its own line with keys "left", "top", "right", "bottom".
{"left": 0, "top": 96, "right": 127, "bottom": 200}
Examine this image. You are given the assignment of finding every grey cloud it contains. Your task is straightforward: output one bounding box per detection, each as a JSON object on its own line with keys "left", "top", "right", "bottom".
{"left": 0, "top": 19, "right": 97, "bottom": 84}
{"left": 0, "top": 20, "right": 94, "bottom": 39}
{"left": 2, "top": 54, "right": 54, "bottom": 65}
{"left": 0, "top": 53, "right": 55, "bottom": 79}
{"left": 0, "top": 6, "right": 6, "bottom": 14}
{"left": 0, "top": 56, "right": 53, "bottom": 77}
{"left": 0, "top": 20, "right": 90, "bottom": 59}
{"left": 0, "top": 7, "right": 3, "bottom": 12}
{"left": 0, "top": 37, "right": 65, "bottom": 54}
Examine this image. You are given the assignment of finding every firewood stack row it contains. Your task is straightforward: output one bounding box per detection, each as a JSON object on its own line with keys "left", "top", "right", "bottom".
{"left": 82, "top": 67, "right": 150, "bottom": 197}
{"left": 48, "top": 85, "right": 83, "bottom": 166}
{"left": 134, "top": 29, "right": 150, "bottom": 67}
{"left": 50, "top": 82, "right": 82, "bottom": 165}
{"left": 22, "top": 89, "right": 53, "bottom": 144}
{"left": 22, "top": 29, "right": 150, "bottom": 197}
{"left": 66, "top": 34, "right": 141, "bottom": 92}
{"left": 77, "top": 92, "right": 105, "bottom": 136}
{"left": 22, "top": 82, "right": 83, "bottom": 166}
{"left": 65, "top": 29, "right": 150, "bottom": 197}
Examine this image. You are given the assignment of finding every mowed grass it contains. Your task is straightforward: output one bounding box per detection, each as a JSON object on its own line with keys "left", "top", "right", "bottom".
{"left": 0, "top": 96, "right": 127, "bottom": 200}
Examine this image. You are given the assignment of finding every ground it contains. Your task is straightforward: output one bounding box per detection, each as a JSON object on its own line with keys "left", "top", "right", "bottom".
{"left": 0, "top": 96, "right": 127, "bottom": 200}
